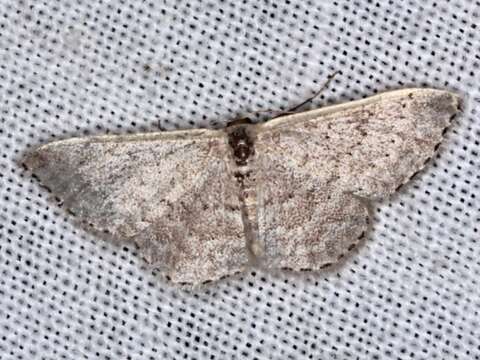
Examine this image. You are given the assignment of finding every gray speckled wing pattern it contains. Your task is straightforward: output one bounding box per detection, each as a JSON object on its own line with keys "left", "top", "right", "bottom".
{"left": 24, "top": 131, "right": 248, "bottom": 284}
{"left": 24, "top": 88, "right": 460, "bottom": 285}
{"left": 254, "top": 89, "right": 459, "bottom": 271}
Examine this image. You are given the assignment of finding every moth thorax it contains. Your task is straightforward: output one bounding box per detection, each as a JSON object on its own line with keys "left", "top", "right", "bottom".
{"left": 227, "top": 125, "right": 255, "bottom": 166}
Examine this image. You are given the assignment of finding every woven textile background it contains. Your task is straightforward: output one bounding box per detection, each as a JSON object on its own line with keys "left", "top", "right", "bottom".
{"left": 1, "top": 0, "right": 479, "bottom": 359}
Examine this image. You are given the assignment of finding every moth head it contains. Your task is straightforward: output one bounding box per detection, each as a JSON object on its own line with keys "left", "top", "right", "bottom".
{"left": 226, "top": 117, "right": 253, "bottom": 128}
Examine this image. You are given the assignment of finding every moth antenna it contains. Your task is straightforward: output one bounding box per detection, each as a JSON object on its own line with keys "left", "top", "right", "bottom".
{"left": 272, "top": 70, "right": 340, "bottom": 118}
{"left": 240, "top": 71, "right": 339, "bottom": 121}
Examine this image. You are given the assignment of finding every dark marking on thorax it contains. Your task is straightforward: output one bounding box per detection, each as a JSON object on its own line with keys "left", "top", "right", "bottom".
{"left": 227, "top": 125, "right": 255, "bottom": 167}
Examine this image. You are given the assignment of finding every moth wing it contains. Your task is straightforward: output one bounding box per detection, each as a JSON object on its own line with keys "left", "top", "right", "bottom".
{"left": 254, "top": 88, "right": 460, "bottom": 270}
{"left": 24, "top": 130, "right": 248, "bottom": 285}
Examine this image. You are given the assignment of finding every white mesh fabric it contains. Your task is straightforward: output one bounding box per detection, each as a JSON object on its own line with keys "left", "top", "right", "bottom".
{"left": 1, "top": 0, "right": 479, "bottom": 359}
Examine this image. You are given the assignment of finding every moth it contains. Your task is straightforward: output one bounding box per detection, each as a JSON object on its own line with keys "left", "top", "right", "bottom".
{"left": 24, "top": 88, "right": 460, "bottom": 285}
